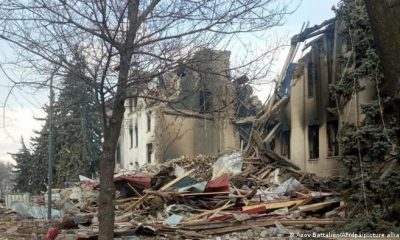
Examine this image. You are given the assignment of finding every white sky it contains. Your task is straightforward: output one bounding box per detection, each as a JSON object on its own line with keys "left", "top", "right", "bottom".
{"left": 0, "top": 0, "right": 339, "bottom": 164}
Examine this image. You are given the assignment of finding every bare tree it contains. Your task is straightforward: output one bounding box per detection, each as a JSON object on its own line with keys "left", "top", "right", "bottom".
{"left": 0, "top": 0, "right": 293, "bottom": 238}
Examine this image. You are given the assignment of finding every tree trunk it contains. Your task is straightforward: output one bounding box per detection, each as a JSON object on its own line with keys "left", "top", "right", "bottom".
{"left": 98, "top": 139, "right": 117, "bottom": 240}
{"left": 98, "top": 54, "right": 131, "bottom": 239}
{"left": 364, "top": 0, "right": 400, "bottom": 98}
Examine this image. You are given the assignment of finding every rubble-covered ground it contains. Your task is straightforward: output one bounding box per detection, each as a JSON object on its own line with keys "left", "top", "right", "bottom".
{"left": 0, "top": 152, "right": 345, "bottom": 239}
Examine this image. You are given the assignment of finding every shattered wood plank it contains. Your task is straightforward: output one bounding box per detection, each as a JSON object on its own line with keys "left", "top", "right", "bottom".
{"left": 289, "top": 196, "right": 313, "bottom": 211}
{"left": 257, "top": 96, "right": 289, "bottom": 123}
{"left": 298, "top": 198, "right": 340, "bottom": 212}
{"left": 232, "top": 184, "right": 249, "bottom": 206}
{"left": 291, "top": 18, "right": 336, "bottom": 43}
{"left": 127, "top": 183, "right": 150, "bottom": 204}
{"left": 123, "top": 169, "right": 195, "bottom": 213}
{"left": 264, "top": 149, "right": 300, "bottom": 170}
{"left": 160, "top": 169, "right": 196, "bottom": 190}
{"left": 122, "top": 193, "right": 149, "bottom": 213}
{"left": 263, "top": 123, "right": 282, "bottom": 144}
{"left": 242, "top": 199, "right": 304, "bottom": 211}
{"left": 183, "top": 202, "right": 234, "bottom": 223}
{"left": 258, "top": 168, "right": 273, "bottom": 180}
{"left": 269, "top": 96, "right": 289, "bottom": 119}
{"left": 252, "top": 130, "right": 264, "bottom": 151}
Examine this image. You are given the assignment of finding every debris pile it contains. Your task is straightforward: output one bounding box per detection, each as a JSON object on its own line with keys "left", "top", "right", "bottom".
{"left": 1, "top": 152, "right": 345, "bottom": 239}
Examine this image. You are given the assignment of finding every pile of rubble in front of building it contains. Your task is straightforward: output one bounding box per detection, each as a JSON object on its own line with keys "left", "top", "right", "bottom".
{"left": 0, "top": 150, "right": 344, "bottom": 239}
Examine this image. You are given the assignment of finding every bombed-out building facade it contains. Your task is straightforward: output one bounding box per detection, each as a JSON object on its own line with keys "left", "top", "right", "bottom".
{"left": 116, "top": 18, "right": 380, "bottom": 176}
{"left": 270, "top": 19, "right": 378, "bottom": 176}
{"left": 116, "top": 50, "right": 243, "bottom": 169}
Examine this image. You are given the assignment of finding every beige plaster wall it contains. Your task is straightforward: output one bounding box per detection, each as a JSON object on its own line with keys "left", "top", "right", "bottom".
{"left": 161, "top": 113, "right": 239, "bottom": 161}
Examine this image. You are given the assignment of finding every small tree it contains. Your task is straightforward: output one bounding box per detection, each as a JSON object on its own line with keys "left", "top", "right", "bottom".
{"left": 11, "top": 137, "right": 36, "bottom": 193}
{"left": 0, "top": 1, "right": 293, "bottom": 238}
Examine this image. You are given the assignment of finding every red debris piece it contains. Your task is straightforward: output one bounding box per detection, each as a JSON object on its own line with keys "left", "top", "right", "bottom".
{"left": 204, "top": 174, "right": 229, "bottom": 192}
{"left": 47, "top": 227, "right": 60, "bottom": 240}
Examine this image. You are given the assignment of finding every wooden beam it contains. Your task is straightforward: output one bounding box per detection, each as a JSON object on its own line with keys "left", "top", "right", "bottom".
{"left": 298, "top": 198, "right": 340, "bottom": 212}
{"left": 242, "top": 199, "right": 304, "bottom": 211}
{"left": 263, "top": 123, "right": 281, "bottom": 144}
{"left": 252, "top": 130, "right": 264, "bottom": 150}
{"left": 160, "top": 169, "right": 196, "bottom": 191}
{"left": 289, "top": 196, "right": 313, "bottom": 211}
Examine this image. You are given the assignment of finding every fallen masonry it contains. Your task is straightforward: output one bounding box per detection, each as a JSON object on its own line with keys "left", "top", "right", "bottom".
{"left": 0, "top": 152, "right": 345, "bottom": 239}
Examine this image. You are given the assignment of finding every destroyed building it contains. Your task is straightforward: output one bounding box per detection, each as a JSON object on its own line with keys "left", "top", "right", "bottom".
{"left": 240, "top": 18, "right": 380, "bottom": 177}
{"left": 117, "top": 17, "right": 382, "bottom": 177}
{"left": 117, "top": 49, "right": 241, "bottom": 169}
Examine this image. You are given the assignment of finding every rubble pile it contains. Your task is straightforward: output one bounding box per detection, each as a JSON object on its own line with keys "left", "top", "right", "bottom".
{"left": 1, "top": 152, "right": 345, "bottom": 239}
{"left": 0, "top": 203, "right": 55, "bottom": 240}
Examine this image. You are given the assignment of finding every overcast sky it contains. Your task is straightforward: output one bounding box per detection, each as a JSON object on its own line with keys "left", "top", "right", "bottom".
{"left": 0, "top": 0, "right": 339, "bottom": 164}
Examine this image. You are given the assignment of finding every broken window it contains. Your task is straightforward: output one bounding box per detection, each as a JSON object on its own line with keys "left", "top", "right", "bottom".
{"left": 199, "top": 90, "right": 212, "bottom": 113}
{"left": 327, "top": 120, "right": 339, "bottom": 156}
{"left": 147, "top": 143, "right": 153, "bottom": 164}
{"left": 129, "top": 125, "right": 133, "bottom": 148}
{"left": 281, "top": 130, "right": 290, "bottom": 158}
{"left": 135, "top": 124, "right": 138, "bottom": 147}
{"left": 147, "top": 111, "right": 152, "bottom": 132}
{"left": 308, "top": 125, "right": 319, "bottom": 159}
{"left": 116, "top": 142, "right": 121, "bottom": 164}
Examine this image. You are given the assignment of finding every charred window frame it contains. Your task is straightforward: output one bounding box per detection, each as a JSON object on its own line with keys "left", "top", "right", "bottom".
{"left": 281, "top": 130, "right": 290, "bottom": 158}
{"left": 327, "top": 120, "right": 339, "bottom": 157}
{"left": 199, "top": 90, "right": 212, "bottom": 113}
{"left": 308, "top": 125, "right": 319, "bottom": 159}
{"left": 147, "top": 143, "right": 153, "bottom": 164}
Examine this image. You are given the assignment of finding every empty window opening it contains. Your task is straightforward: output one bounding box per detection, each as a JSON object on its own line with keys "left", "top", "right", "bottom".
{"left": 135, "top": 124, "right": 138, "bottom": 147}
{"left": 147, "top": 143, "right": 153, "bottom": 164}
{"left": 199, "top": 90, "right": 212, "bottom": 113}
{"left": 147, "top": 111, "right": 152, "bottom": 132}
{"left": 128, "top": 98, "right": 133, "bottom": 112}
{"left": 129, "top": 125, "right": 133, "bottom": 148}
{"left": 134, "top": 97, "right": 138, "bottom": 108}
{"left": 327, "top": 120, "right": 339, "bottom": 156}
{"left": 308, "top": 125, "right": 319, "bottom": 159}
{"left": 281, "top": 131, "right": 290, "bottom": 158}
{"left": 116, "top": 143, "right": 121, "bottom": 164}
